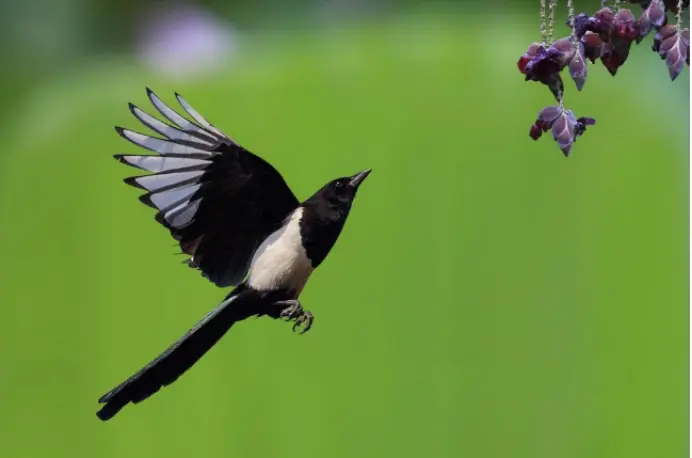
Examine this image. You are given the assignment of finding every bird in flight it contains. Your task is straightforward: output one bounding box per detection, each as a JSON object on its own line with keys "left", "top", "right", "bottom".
{"left": 96, "top": 88, "right": 371, "bottom": 421}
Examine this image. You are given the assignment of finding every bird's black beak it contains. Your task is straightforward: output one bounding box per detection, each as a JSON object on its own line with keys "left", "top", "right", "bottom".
{"left": 348, "top": 169, "right": 371, "bottom": 190}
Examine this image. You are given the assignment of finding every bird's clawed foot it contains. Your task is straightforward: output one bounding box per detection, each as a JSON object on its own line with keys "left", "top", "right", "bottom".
{"left": 272, "top": 300, "right": 314, "bottom": 334}
{"left": 291, "top": 311, "right": 314, "bottom": 334}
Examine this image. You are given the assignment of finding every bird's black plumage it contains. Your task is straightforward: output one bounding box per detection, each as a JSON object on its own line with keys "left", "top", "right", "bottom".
{"left": 97, "top": 89, "right": 370, "bottom": 421}
{"left": 116, "top": 90, "right": 300, "bottom": 286}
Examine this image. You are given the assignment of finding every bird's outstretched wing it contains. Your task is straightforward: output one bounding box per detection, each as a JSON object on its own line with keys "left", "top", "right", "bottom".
{"left": 115, "top": 89, "right": 300, "bottom": 287}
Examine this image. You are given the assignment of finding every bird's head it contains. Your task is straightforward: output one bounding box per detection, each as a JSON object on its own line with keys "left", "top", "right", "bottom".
{"left": 306, "top": 169, "right": 371, "bottom": 216}
{"left": 324, "top": 169, "right": 371, "bottom": 204}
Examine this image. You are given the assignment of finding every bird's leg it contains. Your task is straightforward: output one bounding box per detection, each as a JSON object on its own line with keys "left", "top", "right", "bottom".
{"left": 275, "top": 300, "right": 302, "bottom": 320}
{"left": 266, "top": 300, "right": 314, "bottom": 334}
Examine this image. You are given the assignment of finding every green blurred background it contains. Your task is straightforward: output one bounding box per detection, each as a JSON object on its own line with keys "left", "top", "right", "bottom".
{"left": 0, "top": 0, "right": 689, "bottom": 457}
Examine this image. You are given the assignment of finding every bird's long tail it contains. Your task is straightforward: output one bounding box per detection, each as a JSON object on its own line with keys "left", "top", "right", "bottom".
{"left": 96, "top": 287, "right": 255, "bottom": 421}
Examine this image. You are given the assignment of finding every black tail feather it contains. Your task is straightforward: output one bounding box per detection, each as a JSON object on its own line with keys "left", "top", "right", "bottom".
{"left": 96, "top": 288, "right": 257, "bottom": 421}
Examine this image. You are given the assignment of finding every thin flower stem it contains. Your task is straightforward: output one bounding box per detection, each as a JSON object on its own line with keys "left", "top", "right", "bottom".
{"left": 548, "top": 0, "right": 557, "bottom": 44}
{"left": 540, "top": 0, "right": 547, "bottom": 44}
{"left": 676, "top": 0, "right": 684, "bottom": 30}
{"left": 559, "top": 93, "right": 564, "bottom": 110}
{"left": 567, "top": 0, "right": 576, "bottom": 43}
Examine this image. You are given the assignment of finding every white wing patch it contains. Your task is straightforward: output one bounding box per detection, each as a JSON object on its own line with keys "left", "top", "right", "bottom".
{"left": 247, "top": 208, "right": 314, "bottom": 295}
{"left": 115, "top": 89, "right": 241, "bottom": 265}
{"left": 119, "top": 128, "right": 214, "bottom": 156}
{"left": 146, "top": 89, "right": 222, "bottom": 140}
{"left": 175, "top": 93, "right": 228, "bottom": 140}
{"left": 130, "top": 105, "right": 218, "bottom": 147}
{"left": 131, "top": 170, "right": 205, "bottom": 192}
{"left": 117, "top": 155, "right": 210, "bottom": 173}
{"left": 148, "top": 183, "right": 202, "bottom": 211}
{"left": 164, "top": 198, "right": 202, "bottom": 228}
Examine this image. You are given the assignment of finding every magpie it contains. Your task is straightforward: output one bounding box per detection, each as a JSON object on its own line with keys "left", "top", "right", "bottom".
{"left": 96, "top": 88, "right": 371, "bottom": 421}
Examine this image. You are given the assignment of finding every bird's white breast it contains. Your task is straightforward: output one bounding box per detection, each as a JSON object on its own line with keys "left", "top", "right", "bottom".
{"left": 247, "top": 207, "right": 314, "bottom": 295}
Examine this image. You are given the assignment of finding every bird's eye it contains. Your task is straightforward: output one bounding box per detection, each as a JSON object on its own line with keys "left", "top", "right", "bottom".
{"left": 332, "top": 180, "right": 350, "bottom": 196}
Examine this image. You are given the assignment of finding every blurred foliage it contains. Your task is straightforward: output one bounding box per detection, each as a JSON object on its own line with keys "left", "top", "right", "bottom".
{"left": 0, "top": 7, "right": 689, "bottom": 458}
{"left": 1, "top": 0, "right": 687, "bottom": 108}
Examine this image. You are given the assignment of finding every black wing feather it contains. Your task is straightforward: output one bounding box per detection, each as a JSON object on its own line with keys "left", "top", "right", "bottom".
{"left": 114, "top": 88, "right": 300, "bottom": 287}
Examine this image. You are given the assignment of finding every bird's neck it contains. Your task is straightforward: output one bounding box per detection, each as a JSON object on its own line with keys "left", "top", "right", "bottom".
{"left": 299, "top": 203, "right": 348, "bottom": 269}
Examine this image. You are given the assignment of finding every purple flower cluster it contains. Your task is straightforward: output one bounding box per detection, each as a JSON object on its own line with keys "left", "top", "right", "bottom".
{"left": 529, "top": 107, "right": 596, "bottom": 157}
{"left": 518, "top": 1, "right": 689, "bottom": 157}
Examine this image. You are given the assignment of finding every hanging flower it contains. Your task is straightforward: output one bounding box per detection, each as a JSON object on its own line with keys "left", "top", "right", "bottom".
{"left": 518, "top": 38, "right": 576, "bottom": 100}
{"left": 637, "top": 0, "right": 668, "bottom": 43}
{"left": 600, "top": 8, "right": 641, "bottom": 75}
{"left": 518, "top": 0, "right": 686, "bottom": 154}
{"left": 529, "top": 106, "right": 596, "bottom": 157}
{"left": 656, "top": 26, "right": 690, "bottom": 79}
{"left": 568, "top": 41, "right": 588, "bottom": 90}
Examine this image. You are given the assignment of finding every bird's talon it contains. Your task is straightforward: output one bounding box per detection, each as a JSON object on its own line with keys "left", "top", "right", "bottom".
{"left": 274, "top": 300, "right": 313, "bottom": 333}
{"left": 278, "top": 300, "right": 303, "bottom": 321}
{"left": 296, "top": 312, "right": 313, "bottom": 334}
